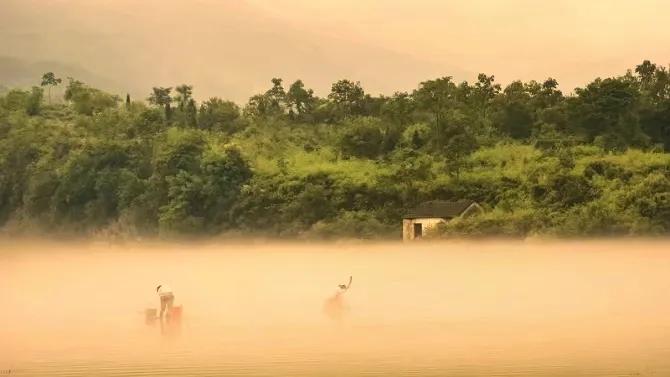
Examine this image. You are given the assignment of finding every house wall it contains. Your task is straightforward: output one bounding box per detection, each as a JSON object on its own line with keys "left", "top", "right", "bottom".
{"left": 402, "top": 218, "right": 447, "bottom": 241}
{"left": 402, "top": 219, "right": 413, "bottom": 241}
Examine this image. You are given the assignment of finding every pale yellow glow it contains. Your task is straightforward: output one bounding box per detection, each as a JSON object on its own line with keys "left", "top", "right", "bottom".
{"left": 3, "top": 239, "right": 670, "bottom": 374}
{"left": 1, "top": 0, "right": 669, "bottom": 101}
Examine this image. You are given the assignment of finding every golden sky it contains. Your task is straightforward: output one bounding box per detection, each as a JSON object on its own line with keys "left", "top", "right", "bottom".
{"left": 1, "top": 0, "right": 669, "bottom": 101}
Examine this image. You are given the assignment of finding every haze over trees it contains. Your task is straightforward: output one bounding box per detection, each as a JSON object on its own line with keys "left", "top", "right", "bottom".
{"left": 1, "top": 61, "right": 669, "bottom": 239}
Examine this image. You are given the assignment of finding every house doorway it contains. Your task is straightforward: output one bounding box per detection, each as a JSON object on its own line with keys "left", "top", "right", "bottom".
{"left": 413, "top": 223, "right": 423, "bottom": 239}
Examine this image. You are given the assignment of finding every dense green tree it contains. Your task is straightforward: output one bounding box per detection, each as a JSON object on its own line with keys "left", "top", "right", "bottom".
{"left": 174, "top": 85, "right": 193, "bottom": 110}
{"left": 568, "top": 77, "right": 647, "bottom": 149}
{"left": 185, "top": 99, "right": 198, "bottom": 128}
{"left": 148, "top": 87, "right": 173, "bottom": 119}
{"left": 199, "top": 147, "right": 252, "bottom": 230}
{"left": 381, "top": 92, "right": 415, "bottom": 125}
{"left": 2, "top": 89, "right": 30, "bottom": 112}
{"left": 64, "top": 78, "right": 119, "bottom": 115}
{"left": 158, "top": 170, "right": 205, "bottom": 235}
{"left": 635, "top": 60, "right": 657, "bottom": 91}
{"left": 26, "top": 86, "right": 44, "bottom": 116}
{"left": 153, "top": 128, "right": 204, "bottom": 177}
{"left": 286, "top": 80, "right": 316, "bottom": 119}
{"left": 2, "top": 61, "right": 670, "bottom": 239}
{"left": 266, "top": 78, "right": 286, "bottom": 113}
{"left": 243, "top": 94, "right": 271, "bottom": 119}
{"left": 243, "top": 78, "right": 289, "bottom": 119}
{"left": 532, "top": 173, "right": 598, "bottom": 209}
{"left": 491, "top": 81, "right": 532, "bottom": 139}
{"left": 338, "top": 117, "right": 385, "bottom": 159}
{"left": 198, "top": 98, "right": 241, "bottom": 132}
{"left": 328, "top": 79, "right": 365, "bottom": 118}
{"left": 626, "top": 173, "right": 670, "bottom": 230}
{"left": 413, "top": 77, "right": 461, "bottom": 144}
{"left": 170, "top": 85, "right": 197, "bottom": 128}
{"left": 634, "top": 61, "right": 670, "bottom": 149}
{"left": 469, "top": 73, "right": 500, "bottom": 117}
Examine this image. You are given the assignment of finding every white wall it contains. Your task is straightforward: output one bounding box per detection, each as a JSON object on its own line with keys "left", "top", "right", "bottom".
{"left": 402, "top": 218, "right": 447, "bottom": 241}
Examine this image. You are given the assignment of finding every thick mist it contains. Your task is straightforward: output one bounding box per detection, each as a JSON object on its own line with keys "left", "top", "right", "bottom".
{"left": 3, "top": 239, "right": 670, "bottom": 376}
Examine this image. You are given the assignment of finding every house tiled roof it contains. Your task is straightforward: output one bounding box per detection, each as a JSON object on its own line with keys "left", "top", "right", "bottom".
{"left": 404, "top": 200, "right": 476, "bottom": 219}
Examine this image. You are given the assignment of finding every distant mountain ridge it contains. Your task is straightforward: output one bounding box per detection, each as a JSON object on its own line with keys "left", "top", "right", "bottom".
{"left": 0, "top": 1, "right": 471, "bottom": 103}
{"left": 0, "top": 56, "right": 119, "bottom": 93}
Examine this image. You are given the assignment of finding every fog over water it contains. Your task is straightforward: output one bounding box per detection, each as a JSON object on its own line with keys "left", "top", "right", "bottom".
{"left": 3, "top": 239, "right": 670, "bottom": 376}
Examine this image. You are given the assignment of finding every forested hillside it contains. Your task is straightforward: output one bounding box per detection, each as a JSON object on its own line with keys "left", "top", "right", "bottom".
{"left": 1, "top": 61, "right": 669, "bottom": 239}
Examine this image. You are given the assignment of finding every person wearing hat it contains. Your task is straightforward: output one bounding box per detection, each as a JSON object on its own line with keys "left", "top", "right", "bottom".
{"left": 156, "top": 284, "right": 174, "bottom": 318}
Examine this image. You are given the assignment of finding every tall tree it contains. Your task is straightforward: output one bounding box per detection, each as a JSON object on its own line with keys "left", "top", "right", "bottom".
{"left": 199, "top": 98, "right": 241, "bottom": 131}
{"left": 635, "top": 60, "right": 657, "bottom": 90}
{"left": 634, "top": 61, "right": 670, "bottom": 149}
{"left": 64, "top": 77, "right": 85, "bottom": 102}
{"left": 63, "top": 78, "right": 119, "bottom": 115}
{"left": 328, "top": 79, "right": 365, "bottom": 118}
{"left": 493, "top": 81, "right": 534, "bottom": 139}
{"left": 568, "top": 77, "right": 643, "bottom": 149}
{"left": 242, "top": 79, "right": 287, "bottom": 119}
{"left": 470, "top": 73, "right": 500, "bottom": 118}
{"left": 265, "top": 78, "right": 286, "bottom": 114}
{"left": 186, "top": 98, "right": 198, "bottom": 128}
{"left": 40, "top": 72, "right": 62, "bottom": 105}
{"left": 286, "top": 79, "right": 316, "bottom": 118}
{"left": 148, "top": 87, "right": 173, "bottom": 119}
{"left": 174, "top": 84, "right": 194, "bottom": 110}
{"left": 413, "top": 76, "right": 458, "bottom": 140}
{"left": 381, "top": 91, "right": 415, "bottom": 125}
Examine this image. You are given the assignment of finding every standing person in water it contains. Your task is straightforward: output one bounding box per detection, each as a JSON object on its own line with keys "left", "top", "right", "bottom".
{"left": 323, "top": 276, "right": 353, "bottom": 321}
{"left": 156, "top": 284, "right": 174, "bottom": 318}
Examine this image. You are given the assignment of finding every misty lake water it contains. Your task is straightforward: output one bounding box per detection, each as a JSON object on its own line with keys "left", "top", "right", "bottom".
{"left": 3, "top": 239, "right": 670, "bottom": 376}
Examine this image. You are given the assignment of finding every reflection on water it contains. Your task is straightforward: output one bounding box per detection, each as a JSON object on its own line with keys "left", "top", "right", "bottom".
{"left": 323, "top": 291, "right": 349, "bottom": 321}
{"left": 2, "top": 239, "right": 670, "bottom": 376}
{"left": 158, "top": 314, "right": 182, "bottom": 338}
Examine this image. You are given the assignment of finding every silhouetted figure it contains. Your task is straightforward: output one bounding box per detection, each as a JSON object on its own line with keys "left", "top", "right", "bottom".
{"left": 324, "top": 276, "right": 353, "bottom": 321}
{"left": 156, "top": 284, "right": 174, "bottom": 318}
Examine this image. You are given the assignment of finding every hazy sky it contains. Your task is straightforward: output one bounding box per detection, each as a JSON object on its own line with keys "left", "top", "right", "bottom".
{"left": 1, "top": 0, "right": 669, "bottom": 102}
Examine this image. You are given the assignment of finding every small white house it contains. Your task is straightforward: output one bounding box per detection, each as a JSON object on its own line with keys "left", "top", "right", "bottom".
{"left": 402, "top": 200, "right": 482, "bottom": 241}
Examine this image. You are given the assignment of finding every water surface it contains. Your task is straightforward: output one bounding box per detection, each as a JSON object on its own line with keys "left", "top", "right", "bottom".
{"left": 2, "top": 239, "right": 670, "bottom": 376}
